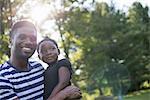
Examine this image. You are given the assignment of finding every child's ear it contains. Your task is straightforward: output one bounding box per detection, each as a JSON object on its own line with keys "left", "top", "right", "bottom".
{"left": 58, "top": 49, "right": 60, "bottom": 55}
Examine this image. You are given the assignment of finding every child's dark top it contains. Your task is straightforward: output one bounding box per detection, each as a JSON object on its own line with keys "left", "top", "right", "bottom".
{"left": 44, "top": 58, "right": 73, "bottom": 100}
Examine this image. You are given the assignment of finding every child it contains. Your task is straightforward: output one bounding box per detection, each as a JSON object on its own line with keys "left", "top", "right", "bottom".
{"left": 37, "top": 37, "right": 73, "bottom": 100}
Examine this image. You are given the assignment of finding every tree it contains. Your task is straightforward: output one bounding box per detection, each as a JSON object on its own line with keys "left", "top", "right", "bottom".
{"left": 126, "top": 2, "right": 150, "bottom": 92}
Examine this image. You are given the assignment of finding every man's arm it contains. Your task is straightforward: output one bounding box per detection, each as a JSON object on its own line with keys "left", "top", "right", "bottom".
{"left": 0, "top": 76, "right": 18, "bottom": 100}
{"left": 48, "top": 85, "right": 82, "bottom": 100}
{"left": 48, "top": 67, "right": 71, "bottom": 99}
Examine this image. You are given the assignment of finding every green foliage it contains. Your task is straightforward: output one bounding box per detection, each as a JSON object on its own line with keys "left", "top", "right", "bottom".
{"left": 0, "top": 34, "right": 9, "bottom": 64}
{"left": 59, "top": 1, "right": 150, "bottom": 97}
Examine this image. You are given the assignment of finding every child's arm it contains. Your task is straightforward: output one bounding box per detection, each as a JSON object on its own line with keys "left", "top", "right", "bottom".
{"left": 48, "top": 66, "right": 71, "bottom": 99}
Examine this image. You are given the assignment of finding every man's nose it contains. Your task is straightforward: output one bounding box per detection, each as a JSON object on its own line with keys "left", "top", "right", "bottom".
{"left": 25, "top": 38, "right": 34, "bottom": 45}
{"left": 26, "top": 40, "right": 32, "bottom": 44}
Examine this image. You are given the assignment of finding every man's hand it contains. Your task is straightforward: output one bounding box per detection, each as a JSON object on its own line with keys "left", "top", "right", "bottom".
{"left": 61, "top": 85, "right": 82, "bottom": 100}
{"left": 49, "top": 86, "right": 82, "bottom": 100}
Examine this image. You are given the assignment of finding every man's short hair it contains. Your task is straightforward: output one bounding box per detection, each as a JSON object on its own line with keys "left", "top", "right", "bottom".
{"left": 10, "top": 21, "right": 37, "bottom": 39}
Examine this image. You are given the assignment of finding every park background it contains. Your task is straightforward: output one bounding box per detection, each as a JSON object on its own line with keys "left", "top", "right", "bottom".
{"left": 0, "top": 0, "right": 150, "bottom": 99}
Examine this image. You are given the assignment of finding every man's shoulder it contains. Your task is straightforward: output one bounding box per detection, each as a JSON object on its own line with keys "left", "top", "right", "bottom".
{"left": 0, "top": 61, "right": 9, "bottom": 68}
{"left": 0, "top": 61, "right": 11, "bottom": 73}
{"left": 29, "top": 60, "right": 41, "bottom": 65}
{"left": 29, "top": 61, "right": 44, "bottom": 69}
{"left": 0, "top": 62, "right": 12, "bottom": 79}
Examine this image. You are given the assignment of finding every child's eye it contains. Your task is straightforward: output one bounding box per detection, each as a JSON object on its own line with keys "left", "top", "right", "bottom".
{"left": 19, "top": 35, "right": 25, "bottom": 39}
{"left": 49, "top": 47, "right": 55, "bottom": 50}
{"left": 41, "top": 50, "right": 46, "bottom": 53}
{"left": 52, "top": 47, "right": 55, "bottom": 50}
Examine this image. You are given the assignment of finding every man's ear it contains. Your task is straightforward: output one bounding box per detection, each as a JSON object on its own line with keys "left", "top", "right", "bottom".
{"left": 38, "top": 54, "right": 42, "bottom": 60}
{"left": 9, "top": 38, "right": 13, "bottom": 48}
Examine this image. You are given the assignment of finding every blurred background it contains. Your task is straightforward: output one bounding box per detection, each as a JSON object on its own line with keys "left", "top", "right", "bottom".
{"left": 0, "top": 0, "right": 150, "bottom": 99}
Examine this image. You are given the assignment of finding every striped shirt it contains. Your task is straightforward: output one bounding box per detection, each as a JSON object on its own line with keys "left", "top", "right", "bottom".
{"left": 0, "top": 61, "right": 44, "bottom": 100}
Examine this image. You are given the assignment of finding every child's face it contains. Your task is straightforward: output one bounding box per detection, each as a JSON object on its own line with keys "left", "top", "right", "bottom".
{"left": 38, "top": 40, "right": 59, "bottom": 64}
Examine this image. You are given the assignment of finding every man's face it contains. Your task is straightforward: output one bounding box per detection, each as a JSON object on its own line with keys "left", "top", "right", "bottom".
{"left": 11, "top": 26, "right": 37, "bottom": 59}
{"left": 38, "top": 40, "right": 59, "bottom": 64}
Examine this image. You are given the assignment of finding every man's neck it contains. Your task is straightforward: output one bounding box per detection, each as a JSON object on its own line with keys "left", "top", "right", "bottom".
{"left": 9, "top": 55, "right": 29, "bottom": 71}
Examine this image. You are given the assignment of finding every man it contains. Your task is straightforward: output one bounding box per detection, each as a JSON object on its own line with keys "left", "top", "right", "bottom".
{"left": 0, "top": 21, "right": 81, "bottom": 100}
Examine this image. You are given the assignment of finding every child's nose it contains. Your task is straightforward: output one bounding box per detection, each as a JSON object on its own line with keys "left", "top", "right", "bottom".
{"left": 47, "top": 50, "right": 53, "bottom": 55}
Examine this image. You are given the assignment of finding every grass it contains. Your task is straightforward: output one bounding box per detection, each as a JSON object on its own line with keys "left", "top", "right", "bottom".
{"left": 82, "top": 89, "right": 150, "bottom": 100}
{"left": 124, "top": 90, "right": 150, "bottom": 100}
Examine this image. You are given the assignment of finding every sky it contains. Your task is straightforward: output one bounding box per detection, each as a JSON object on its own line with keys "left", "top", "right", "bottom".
{"left": 18, "top": 0, "right": 150, "bottom": 25}
{"left": 97, "top": 0, "right": 150, "bottom": 12}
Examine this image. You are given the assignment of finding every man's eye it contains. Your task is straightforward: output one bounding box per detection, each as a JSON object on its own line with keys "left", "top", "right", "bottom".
{"left": 18, "top": 35, "right": 25, "bottom": 39}
{"left": 30, "top": 37, "right": 36, "bottom": 41}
